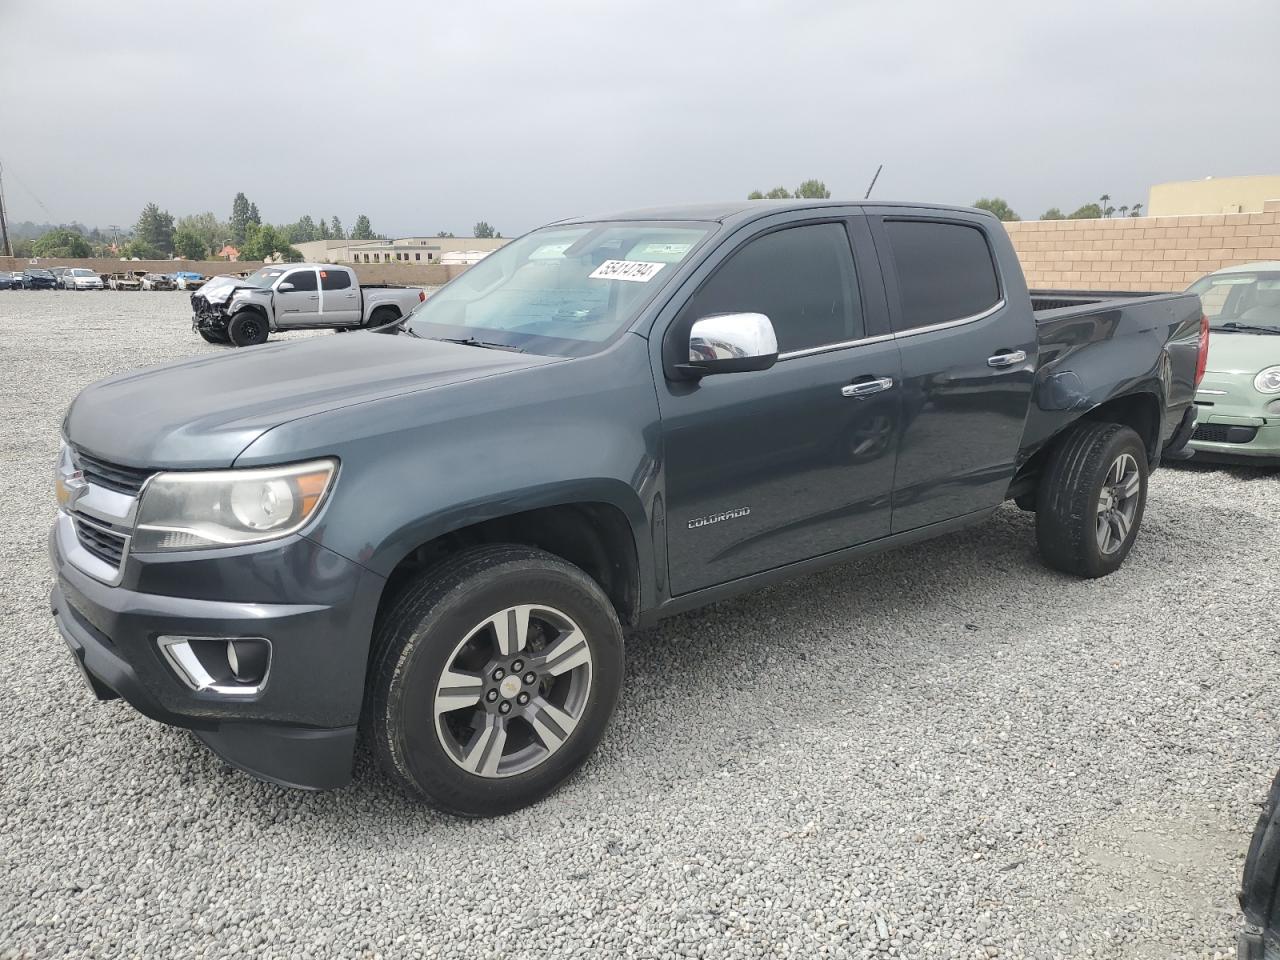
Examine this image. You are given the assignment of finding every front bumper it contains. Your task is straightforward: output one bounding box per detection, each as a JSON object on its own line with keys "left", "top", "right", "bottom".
{"left": 49, "top": 521, "right": 386, "bottom": 789}
{"left": 1188, "top": 377, "right": 1280, "bottom": 464}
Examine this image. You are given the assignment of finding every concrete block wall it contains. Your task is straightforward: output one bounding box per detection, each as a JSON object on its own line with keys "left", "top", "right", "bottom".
{"left": 1003, "top": 200, "right": 1280, "bottom": 292}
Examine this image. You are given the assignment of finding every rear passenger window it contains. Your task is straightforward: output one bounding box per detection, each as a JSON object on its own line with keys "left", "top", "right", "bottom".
{"left": 284, "top": 270, "right": 318, "bottom": 291}
{"left": 320, "top": 270, "right": 351, "bottom": 290}
{"left": 680, "top": 223, "right": 862, "bottom": 354}
{"left": 883, "top": 220, "right": 1000, "bottom": 331}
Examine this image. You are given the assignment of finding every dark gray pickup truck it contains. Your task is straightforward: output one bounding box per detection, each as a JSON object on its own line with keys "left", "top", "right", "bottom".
{"left": 50, "top": 200, "right": 1206, "bottom": 816}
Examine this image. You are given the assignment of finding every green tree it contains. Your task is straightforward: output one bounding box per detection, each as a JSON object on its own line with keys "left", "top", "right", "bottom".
{"left": 748, "top": 186, "right": 792, "bottom": 200}
{"left": 172, "top": 227, "right": 207, "bottom": 260}
{"left": 1068, "top": 203, "right": 1104, "bottom": 219}
{"left": 317, "top": 216, "right": 331, "bottom": 241}
{"left": 176, "top": 212, "right": 226, "bottom": 254}
{"left": 248, "top": 202, "right": 261, "bottom": 226}
{"left": 972, "top": 197, "right": 1020, "bottom": 222}
{"left": 351, "top": 214, "right": 376, "bottom": 240}
{"left": 1040, "top": 207, "right": 1065, "bottom": 220}
{"left": 32, "top": 228, "right": 92, "bottom": 258}
{"left": 436, "top": 230, "right": 455, "bottom": 238}
{"left": 230, "top": 192, "right": 254, "bottom": 245}
{"left": 122, "top": 239, "right": 161, "bottom": 260}
{"left": 134, "top": 203, "right": 175, "bottom": 257}
{"left": 793, "top": 179, "right": 831, "bottom": 199}
{"left": 330, "top": 216, "right": 345, "bottom": 240}
{"left": 473, "top": 221, "right": 496, "bottom": 238}
{"left": 240, "top": 223, "right": 301, "bottom": 262}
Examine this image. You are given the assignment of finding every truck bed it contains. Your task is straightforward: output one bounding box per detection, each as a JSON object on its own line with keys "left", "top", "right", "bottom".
{"left": 1030, "top": 288, "right": 1166, "bottom": 313}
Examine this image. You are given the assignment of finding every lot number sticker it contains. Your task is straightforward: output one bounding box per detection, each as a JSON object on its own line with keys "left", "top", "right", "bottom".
{"left": 589, "top": 259, "right": 665, "bottom": 283}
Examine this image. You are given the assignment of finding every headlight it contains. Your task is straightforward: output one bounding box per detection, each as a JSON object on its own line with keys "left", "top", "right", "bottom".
{"left": 132, "top": 459, "right": 336, "bottom": 552}
{"left": 1255, "top": 366, "right": 1280, "bottom": 394}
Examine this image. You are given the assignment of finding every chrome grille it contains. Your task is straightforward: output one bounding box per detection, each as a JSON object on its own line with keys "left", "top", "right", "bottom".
{"left": 73, "top": 450, "right": 152, "bottom": 495}
{"left": 73, "top": 516, "right": 127, "bottom": 567}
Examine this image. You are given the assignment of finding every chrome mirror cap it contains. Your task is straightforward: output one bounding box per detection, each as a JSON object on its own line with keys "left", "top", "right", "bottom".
{"left": 683, "top": 312, "right": 778, "bottom": 377}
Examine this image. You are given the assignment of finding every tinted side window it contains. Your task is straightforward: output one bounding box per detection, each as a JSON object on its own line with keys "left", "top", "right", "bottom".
{"left": 884, "top": 220, "right": 1000, "bottom": 330}
{"left": 320, "top": 269, "right": 351, "bottom": 290}
{"left": 283, "top": 269, "right": 318, "bottom": 291}
{"left": 680, "top": 223, "right": 862, "bottom": 354}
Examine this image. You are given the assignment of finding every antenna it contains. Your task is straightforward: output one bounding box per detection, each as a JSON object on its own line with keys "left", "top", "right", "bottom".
{"left": 0, "top": 161, "right": 12, "bottom": 258}
{"left": 863, "top": 164, "right": 883, "bottom": 200}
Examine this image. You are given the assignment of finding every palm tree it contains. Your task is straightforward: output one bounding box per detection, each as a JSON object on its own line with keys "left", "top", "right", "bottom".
{"left": 1119, "top": 205, "right": 1129, "bottom": 217}
{"left": 1100, "top": 194, "right": 1111, "bottom": 218}
{"left": 1130, "top": 202, "right": 1144, "bottom": 217}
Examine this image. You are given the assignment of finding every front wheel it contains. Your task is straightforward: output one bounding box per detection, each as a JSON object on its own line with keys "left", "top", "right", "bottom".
{"left": 1035, "top": 421, "right": 1149, "bottom": 578}
{"left": 369, "top": 544, "right": 624, "bottom": 817}
{"left": 227, "top": 311, "right": 269, "bottom": 347}
{"left": 198, "top": 326, "right": 229, "bottom": 344}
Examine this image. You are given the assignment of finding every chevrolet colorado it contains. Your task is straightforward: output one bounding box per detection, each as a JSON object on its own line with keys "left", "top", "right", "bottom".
{"left": 191, "top": 263, "right": 425, "bottom": 346}
{"left": 50, "top": 200, "right": 1206, "bottom": 817}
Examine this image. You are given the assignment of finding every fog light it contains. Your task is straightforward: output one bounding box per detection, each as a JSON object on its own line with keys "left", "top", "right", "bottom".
{"left": 158, "top": 636, "right": 272, "bottom": 696}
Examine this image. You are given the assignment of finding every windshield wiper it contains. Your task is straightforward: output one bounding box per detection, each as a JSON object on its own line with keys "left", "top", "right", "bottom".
{"left": 1212, "top": 322, "right": 1280, "bottom": 335}
{"left": 432, "top": 335, "right": 524, "bottom": 353}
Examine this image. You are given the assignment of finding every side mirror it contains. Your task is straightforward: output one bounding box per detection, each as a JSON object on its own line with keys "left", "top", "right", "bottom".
{"left": 676, "top": 313, "right": 778, "bottom": 378}
{"left": 277, "top": 281, "right": 295, "bottom": 292}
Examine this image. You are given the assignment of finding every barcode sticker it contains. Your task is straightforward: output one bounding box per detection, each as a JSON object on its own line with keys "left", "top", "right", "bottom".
{"left": 588, "top": 260, "right": 665, "bottom": 283}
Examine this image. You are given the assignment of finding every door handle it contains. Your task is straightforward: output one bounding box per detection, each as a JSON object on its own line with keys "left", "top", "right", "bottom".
{"left": 987, "top": 350, "right": 1026, "bottom": 368}
{"left": 841, "top": 377, "right": 894, "bottom": 398}
{"left": 308, "top": 295, "right": 319, "bottom": 301}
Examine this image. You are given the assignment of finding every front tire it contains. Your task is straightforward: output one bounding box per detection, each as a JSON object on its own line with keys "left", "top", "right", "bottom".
{"left": 198, "top": 327, "right": 229, "bottom": 344}
{"left": 227, "top": 311, "right": 269, "bottom": 347}
{"left": 366, "top": 306, "right": 400, "bottom": 332}
{"left": 369, "top": 544, "right": 624, "bottom": 817}
{"left": 1035, "top": 421, "right": 1148, "bottom": 578}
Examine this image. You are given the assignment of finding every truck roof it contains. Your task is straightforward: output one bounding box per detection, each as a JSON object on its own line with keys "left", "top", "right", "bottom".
{"left": 1212, "top": 260, "right": 1280, "bottom": 274}
{"left": 553, "top": 199, "right": 994, "bottom": 226}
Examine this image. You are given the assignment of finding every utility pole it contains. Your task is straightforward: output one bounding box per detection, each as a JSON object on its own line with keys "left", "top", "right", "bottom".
{"left": 0, "top": 161, "right": 12, "bottom": 258}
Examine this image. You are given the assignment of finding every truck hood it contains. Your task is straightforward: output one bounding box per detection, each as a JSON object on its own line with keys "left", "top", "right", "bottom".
{"left": 1205, "top": 330, "right": 1280, "bottom": 375}
{"left": 65, "top": 333, "right": 559, "bottom": 468}
{"left": 197, "top": 275, "right": 263, "bottom": 305}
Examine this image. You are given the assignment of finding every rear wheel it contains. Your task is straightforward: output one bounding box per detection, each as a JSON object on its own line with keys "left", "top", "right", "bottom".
{"left": 1035, "top": 421, "right": 1148, "bottom": 578}
{"left": 227, "top": 311, "right": 269, "bottom": 347}
{"left": 369, "top": 544, "right": 624, "bottom": 817}
{"left": 366, "top": 306, "right": 400, "bottom": 333}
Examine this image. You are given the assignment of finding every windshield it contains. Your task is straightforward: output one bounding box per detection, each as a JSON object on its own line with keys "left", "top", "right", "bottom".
{"left": 241, "top": 267, "right": 288, "bottom": 288}
{"left": 69, "top": 269, "right": 95, "bottom": 277}
{"left": 1187, "top": 271, "right": 1280, "bottom": 333}
{"left": 27, "top": 269, "right": 52, "bottom": 277}
{"left": 406, "top": 222, "right": 711, "bottom": 356}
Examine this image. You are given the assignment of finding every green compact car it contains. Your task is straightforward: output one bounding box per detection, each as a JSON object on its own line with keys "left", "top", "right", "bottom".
{"left": 1186, "top": 262, "right": 1280, "bottom": 464}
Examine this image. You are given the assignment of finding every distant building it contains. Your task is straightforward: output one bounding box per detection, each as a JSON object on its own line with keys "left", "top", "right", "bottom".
{"left": 1148, "top": 174, "right": 1280, "bottom": 216}
{"left": 293, "top": 236, "right": 509, "bottom": 265}
{"left": 218, "top": 244, "right": 241, "bottom": 261}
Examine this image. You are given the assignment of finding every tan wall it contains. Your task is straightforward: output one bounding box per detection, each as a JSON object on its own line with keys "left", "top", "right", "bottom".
{"left": 1003, "top": 200, "right": 1280, "bottom": 292}
{"left": 0, "top": 257, "right": 467, "bottom": 288}
{"left": 1148, "top": 174, "right": 1280, "bottom": 217}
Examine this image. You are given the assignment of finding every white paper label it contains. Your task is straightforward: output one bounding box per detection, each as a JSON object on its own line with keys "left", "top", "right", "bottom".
{"left": 588, "top": 259, "right": 665, "bottom": 283}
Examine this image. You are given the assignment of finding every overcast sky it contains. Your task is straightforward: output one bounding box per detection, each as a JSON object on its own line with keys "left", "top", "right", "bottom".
{"left": 2, "top": 0, "right": 1277, "bottom": 237}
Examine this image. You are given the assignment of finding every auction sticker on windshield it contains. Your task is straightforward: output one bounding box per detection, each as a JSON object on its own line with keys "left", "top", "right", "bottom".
{"left": 589, "top": 260, "right": 665, "bottom": 282}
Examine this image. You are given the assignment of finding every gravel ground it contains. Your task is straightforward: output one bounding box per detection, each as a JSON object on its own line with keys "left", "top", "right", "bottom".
{"left": 1, "top": 290, "right": 1277, "bottom": 959}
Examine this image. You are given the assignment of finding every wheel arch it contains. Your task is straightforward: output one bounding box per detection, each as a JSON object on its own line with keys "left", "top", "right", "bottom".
{"left": 371, "top": 488, "right": 649, "bottom": 634}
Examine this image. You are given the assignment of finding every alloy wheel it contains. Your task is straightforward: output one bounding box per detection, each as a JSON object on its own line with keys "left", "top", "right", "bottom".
{"left": 433, "top": 604, "right": 593, "bottom": 778}
{"left": 1095, "top": 452, "right": 1140, "bottom": 554}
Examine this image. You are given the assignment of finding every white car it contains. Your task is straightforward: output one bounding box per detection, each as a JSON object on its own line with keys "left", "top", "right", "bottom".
{"left": 61, "top": 268, "right": 104, "bottom": 290}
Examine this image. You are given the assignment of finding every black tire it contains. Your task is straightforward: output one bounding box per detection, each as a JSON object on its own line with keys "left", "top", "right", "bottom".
{"left": 366, "top": 306, "right": 400, "bottom": 332}
{"left": 1035, "top": 421, "right": 1148, "bottom": 578}
{"left": 227, "top": 310, "right": 269, "bottom": 347}
{"left": 198, "top": 327, "right": 229, "bottom": 344}
{"left": 369, "top": 544, "right": 624, "bottom": 817}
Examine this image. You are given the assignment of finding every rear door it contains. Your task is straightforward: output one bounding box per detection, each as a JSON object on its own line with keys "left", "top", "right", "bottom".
{"left": 656, "top": 213, "right": 903, "bottom": 594}
{"left": 319, "top": 268, "right": 361, "bottom": 326}
{"left": 868, "top": 211, "right": 1036, "bottom": 532}
{"left": 274, "top": 268, "right": 320, "bottom": 327}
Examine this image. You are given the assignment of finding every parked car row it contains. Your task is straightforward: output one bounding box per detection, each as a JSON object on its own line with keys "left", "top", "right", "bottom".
{"left": 3, "top": 267, "right": 206, "bottom": 290}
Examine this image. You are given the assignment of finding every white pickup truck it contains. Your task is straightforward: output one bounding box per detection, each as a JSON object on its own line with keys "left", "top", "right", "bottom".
{"left": 191, "top": 263, "right": 426, "bottom": 346}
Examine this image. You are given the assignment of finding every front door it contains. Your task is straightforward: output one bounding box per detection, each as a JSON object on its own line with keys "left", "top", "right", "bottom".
{"left": 869, "top": 214, "right": 1036, "bottom": 532}
{"left": 657, "top": 217, "right": 903, "bottom": 595}
{"left": 274, "top": 268, "right": 320, "bottom": 327}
